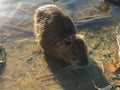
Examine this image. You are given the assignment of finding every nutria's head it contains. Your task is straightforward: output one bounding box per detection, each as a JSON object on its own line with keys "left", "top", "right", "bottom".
{"left": 34, "top": 4, "right": 88, "bottom": 67}
{"left": 55, "top": 34, "right": 88, "bottom": 67}
{"left": 41, "top": 33, "right": 88, "bottom": 67}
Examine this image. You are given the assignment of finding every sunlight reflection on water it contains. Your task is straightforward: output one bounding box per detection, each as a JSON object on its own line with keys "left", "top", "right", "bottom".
{"left": 0, "top": 0, "right": 100, "bottom": 18}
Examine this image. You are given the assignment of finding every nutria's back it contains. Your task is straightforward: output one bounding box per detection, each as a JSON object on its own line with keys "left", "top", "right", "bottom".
{"left": 34, "top": 4, "right": 88, "bottom": 67}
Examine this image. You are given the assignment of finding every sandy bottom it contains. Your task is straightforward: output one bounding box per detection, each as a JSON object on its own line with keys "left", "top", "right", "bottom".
{"left": 0, "top": 17, "right": 120, "bottom": 90}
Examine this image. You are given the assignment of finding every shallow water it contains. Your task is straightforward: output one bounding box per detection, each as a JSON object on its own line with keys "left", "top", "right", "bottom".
{"left": 0, "top": 0, "right": 120, "bottom": 90}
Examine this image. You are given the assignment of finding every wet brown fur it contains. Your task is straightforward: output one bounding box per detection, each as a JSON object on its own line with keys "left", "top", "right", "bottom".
{"left": 34, "top": 4, "right": 88, "bottom": 67}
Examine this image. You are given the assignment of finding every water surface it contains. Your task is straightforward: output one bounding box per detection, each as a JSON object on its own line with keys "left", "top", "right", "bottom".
{"left": 0, "top": 0, "right": 119, "bottom": 90}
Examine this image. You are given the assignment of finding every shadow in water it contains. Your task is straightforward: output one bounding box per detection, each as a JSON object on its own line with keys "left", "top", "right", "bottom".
{"left": 45, "top": 55, "right": 110, "bottom": 90}
{"left": 0, "top": 63, "right": 6, "bottom": 75}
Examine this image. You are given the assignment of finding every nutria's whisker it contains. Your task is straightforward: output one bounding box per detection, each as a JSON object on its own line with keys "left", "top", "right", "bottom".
{"left": 73, "top": 66, "right": 81, "bottom": 71}
{"left": 74, "top": 66, "right": 80, "bottom": 71}
{"left": 64, "top": 64, "right": 76, "bottom": 73}
{"left": 53, "top": 64, "right": 76, "bottom": 77}
{"left": 65, "top": 64, "right": 75, "bottom": 70}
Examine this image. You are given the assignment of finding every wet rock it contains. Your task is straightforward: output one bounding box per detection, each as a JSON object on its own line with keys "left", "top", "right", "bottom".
{"left": 0, "top": 44, "right": 6, "bottom": 65}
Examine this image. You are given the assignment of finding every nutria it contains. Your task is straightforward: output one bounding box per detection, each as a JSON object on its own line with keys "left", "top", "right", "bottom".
{"left": 34, "top": 4, "right": 88, "bottom": 67}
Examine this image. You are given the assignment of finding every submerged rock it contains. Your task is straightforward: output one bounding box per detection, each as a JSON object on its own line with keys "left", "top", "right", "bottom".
{"left": 0, "top": 44, "right": 6, "bottom": 65}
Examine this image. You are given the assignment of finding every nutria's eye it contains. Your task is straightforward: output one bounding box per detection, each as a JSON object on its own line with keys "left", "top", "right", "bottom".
{"left": 65, "top": 40, "right": 72, "bottom": 46}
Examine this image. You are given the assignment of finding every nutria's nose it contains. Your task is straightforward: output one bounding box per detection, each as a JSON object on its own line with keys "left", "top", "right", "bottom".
{"left": 79, "top": 58, "right": 89, "bottom": 67}
{"left": 79, "top": 61, "right": 88, "bottom": 67}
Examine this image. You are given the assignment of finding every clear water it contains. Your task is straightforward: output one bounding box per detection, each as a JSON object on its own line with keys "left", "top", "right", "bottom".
{"left": 0, "top": 0, "right": 101, "bottom": 25}
{"left": 0, "top": 0, "right": 120, "bottom": 90}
